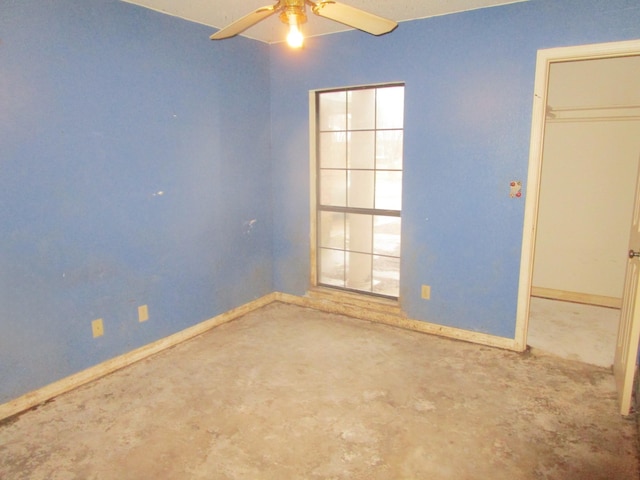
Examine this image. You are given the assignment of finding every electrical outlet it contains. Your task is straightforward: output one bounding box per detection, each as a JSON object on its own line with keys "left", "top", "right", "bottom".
{"left": 138, "top": 304, "right": 149, "bottom": 323}
{"left": 421, "top": 285, "right": 431, "bottom": 300}
{"left": 92, "top": 319, "right": 104, "bottom": 338}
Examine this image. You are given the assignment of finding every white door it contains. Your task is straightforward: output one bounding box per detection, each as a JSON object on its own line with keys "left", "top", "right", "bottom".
{"left": 614, "top": 159, "right": 640, "bottom": 416}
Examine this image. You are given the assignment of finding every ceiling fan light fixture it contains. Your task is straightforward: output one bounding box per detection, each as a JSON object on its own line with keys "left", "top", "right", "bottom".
{"left": 210, "top": 1, "right": 397, "bottom": 46}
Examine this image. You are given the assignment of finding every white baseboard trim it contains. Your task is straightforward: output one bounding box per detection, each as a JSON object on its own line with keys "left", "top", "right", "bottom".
{"left": 531, "top": 287, "right": 621, "bottom": 309}
{"left": 0, "top": 293, "right": 278, "bottom": 422}
{"left": 274, "top": 291, "right": 521, "bottom": 353}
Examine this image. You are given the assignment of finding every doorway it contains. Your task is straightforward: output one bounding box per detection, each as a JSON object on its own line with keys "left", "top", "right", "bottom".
{"left": 528, "top": 55, "right": 640, "bottom": 366}
{"left": 515, "top": 40, "right": 640, "bottom": 368}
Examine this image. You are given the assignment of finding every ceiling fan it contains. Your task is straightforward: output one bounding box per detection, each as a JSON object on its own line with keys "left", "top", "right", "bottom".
{"left": 210, "top": 0, "right": 398, "bottom": 48}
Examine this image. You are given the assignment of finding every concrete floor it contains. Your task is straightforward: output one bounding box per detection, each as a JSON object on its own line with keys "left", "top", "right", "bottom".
{"left": 0, "top": 302, "right": 638, "bottom": 479}
{"left": 528, "top": 297, "right": 620, "bottom": 368}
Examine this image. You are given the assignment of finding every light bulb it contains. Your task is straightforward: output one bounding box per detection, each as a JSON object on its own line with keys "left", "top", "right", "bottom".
{"left": 287, "top": 23, "right": 304, "bottom": 48}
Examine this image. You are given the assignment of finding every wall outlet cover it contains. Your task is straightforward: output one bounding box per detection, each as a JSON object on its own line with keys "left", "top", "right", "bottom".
{"left": 421, "top": 285, "right": 431, "bottom": 300}
{"left": 92, "top": 319, "right": 104, "bottom": 338}
{"left": 138, "top": 305, "right": 149, "bottom": 323}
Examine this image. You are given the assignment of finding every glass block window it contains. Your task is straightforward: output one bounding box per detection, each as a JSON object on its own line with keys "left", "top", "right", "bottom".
{"left": 316, "top": 84, "right": 404, "bottom": 299}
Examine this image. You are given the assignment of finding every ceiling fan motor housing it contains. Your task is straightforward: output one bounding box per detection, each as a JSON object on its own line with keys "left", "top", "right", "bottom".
{"left": 279, "top": 0, "right": 308, "bottom": 26}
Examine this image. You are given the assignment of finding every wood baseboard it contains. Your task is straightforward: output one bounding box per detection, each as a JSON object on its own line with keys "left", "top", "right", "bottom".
{"left": 0, "top": 293, "right": 278, "bottom": 422}
{"left": 274, "top": 290, "right": 521, "bottom": 353}
{"left": 531, "top": 287, "right": 621, "bottom": 309}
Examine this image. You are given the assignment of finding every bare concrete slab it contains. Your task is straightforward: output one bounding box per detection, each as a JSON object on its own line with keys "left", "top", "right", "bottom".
{"left": 1, "top": 302, "right": 638, "bottom": 479}
{"left": 528, "top": 297, "right": 619, "bottom": 368}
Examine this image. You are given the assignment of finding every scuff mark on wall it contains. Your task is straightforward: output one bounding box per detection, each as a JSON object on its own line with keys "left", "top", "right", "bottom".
{"left": 243, "top": 219, "right": 257, "bottom": 235}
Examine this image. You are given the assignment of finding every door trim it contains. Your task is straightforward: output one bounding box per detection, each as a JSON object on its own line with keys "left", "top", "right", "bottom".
{"left": 515, "top": 39, "right": 640, "bottom": 351}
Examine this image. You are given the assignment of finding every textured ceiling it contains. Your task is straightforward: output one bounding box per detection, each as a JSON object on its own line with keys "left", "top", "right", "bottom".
{"left": 121, "top": 0, "right": 529, "bottom": 44}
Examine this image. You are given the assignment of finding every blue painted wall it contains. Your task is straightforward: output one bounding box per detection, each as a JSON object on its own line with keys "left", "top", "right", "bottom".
{"left": 0, "top": 0, "right": 273, "bottom": 403}
{"left": 1, "top": 0, "right": 639, "bottom": 407}
{"left": 270, "top": 0, "right": 640, "bottom": 338}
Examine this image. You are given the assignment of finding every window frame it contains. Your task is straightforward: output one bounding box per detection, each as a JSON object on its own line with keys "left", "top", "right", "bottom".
{"left": 309, "top": 82, "right": 405, "bottom": 300}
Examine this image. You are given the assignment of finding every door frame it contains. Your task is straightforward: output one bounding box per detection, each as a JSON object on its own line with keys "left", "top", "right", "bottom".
{"left": 514, "top": 39, "right": 640, "bottom": 351}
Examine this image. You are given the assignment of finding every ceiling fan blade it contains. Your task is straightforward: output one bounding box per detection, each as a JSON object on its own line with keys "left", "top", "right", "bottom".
{"left": 210, "top": 4, "right": 279, "bottom": 40}
{"left": 311, "top": 1, "right": 397, "bottom": 36}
